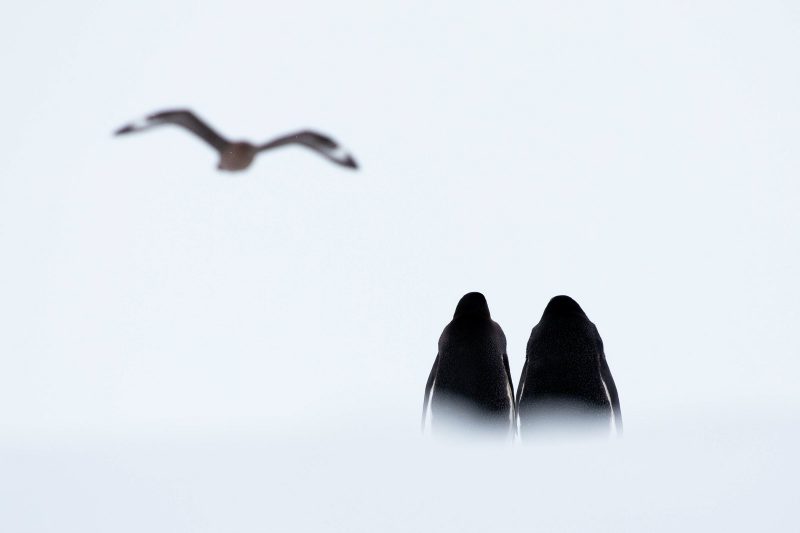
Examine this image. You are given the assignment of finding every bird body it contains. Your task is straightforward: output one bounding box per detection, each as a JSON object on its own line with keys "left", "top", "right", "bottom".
{"left": 517, "top": 296, "right": 622, "bottom": 439}
{"left": 115, "top": 109, "right": 358, "bottom": 172}
{"left": 219, "top": 142, "right": 257, "bottom": 171}
{"left": 422, "top": 292, "right": 516, "bottom": 439}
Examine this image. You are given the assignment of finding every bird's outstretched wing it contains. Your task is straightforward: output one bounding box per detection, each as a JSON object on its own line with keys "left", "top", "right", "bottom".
{"left": 114, "top": 109, "right": 229, "bottom": 152}
{"left": 258, "top": 130, "right": 358, "bottom": 169}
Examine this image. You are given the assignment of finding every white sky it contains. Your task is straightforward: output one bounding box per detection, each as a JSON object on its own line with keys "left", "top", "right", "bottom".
{"left": 1, "top": 0, "right": 799, "bottom": 437}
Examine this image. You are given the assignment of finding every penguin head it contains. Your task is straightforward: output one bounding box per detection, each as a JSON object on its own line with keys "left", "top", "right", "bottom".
{"left": 453, "top": 292, "right": 491, "bottom": 320}
{"left": 541, "top": 295, "right": 587, "bottom": 320}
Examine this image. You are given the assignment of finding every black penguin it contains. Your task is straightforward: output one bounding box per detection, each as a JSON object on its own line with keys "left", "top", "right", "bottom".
{"left": 517, "top": 295, "right": 622, "bottom": 438}
{"left": 422, "top": 292, "right": 516, "bottom": 438}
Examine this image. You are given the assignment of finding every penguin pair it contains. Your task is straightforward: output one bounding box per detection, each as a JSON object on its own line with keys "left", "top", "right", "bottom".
{"left": 421, "top": 292, "right": 622, "bottom": 440}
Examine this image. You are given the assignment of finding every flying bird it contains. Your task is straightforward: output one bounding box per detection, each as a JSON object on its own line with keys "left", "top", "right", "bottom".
{"left": 114, "top": 109, "right": 358, "bottom": 172}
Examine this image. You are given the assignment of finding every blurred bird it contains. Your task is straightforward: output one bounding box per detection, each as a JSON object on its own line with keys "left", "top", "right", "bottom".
{"left": 114, "top": 109, "right": 358, "bottom": 172}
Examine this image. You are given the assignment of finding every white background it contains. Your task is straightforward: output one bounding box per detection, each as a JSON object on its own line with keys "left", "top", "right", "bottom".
{"left": 1, "top": 1, "right": 798, "bottom": 531}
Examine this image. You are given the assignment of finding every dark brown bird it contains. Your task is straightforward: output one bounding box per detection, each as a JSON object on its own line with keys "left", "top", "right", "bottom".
{"left": 114, "top": 109, "right": 358, "bottom": 172}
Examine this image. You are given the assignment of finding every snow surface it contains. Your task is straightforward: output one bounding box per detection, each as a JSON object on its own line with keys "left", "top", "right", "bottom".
{"left": 2, "top": 415, "right": 797, "bottom": 532}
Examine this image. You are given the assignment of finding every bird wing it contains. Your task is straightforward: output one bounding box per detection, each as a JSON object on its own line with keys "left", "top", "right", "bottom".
{"left": 503, "top": 352, "right": 517, "bottom": 438}
{"left": 516, "top": 358, "right": 527, "bottom": 407}
{"left": 599, "top": 356, "right": 622, "bottom": 434}
{"left": 114, "top": 109, "right": 229, "bottom": 153}
{"left": 257, "top": 130, "right": 358, "bottom": 169}
{"left": 421, "top": 353, "right": 440, "bottom": 433}
{"left": 595, "top": 330, "right": 623, "bottom": 434}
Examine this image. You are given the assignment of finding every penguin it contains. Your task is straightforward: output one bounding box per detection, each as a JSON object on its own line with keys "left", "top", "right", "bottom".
{"left": 517, "top": 295, "right": 622, "bottom": 439}
{"left": 421, "top": 292, "right": 516, "bottom": 439}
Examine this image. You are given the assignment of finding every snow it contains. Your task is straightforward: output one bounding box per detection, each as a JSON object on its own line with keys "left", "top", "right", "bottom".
{"left": 2, "top": 413, "right": 797, "bottom": 532}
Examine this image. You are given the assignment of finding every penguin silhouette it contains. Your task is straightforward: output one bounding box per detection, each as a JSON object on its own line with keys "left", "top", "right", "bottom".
{"left": 517, "top": 295, "right": 621, "bottom": 439}
{"left": 422, "top": 292, "right": 516, "bottom": 439}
